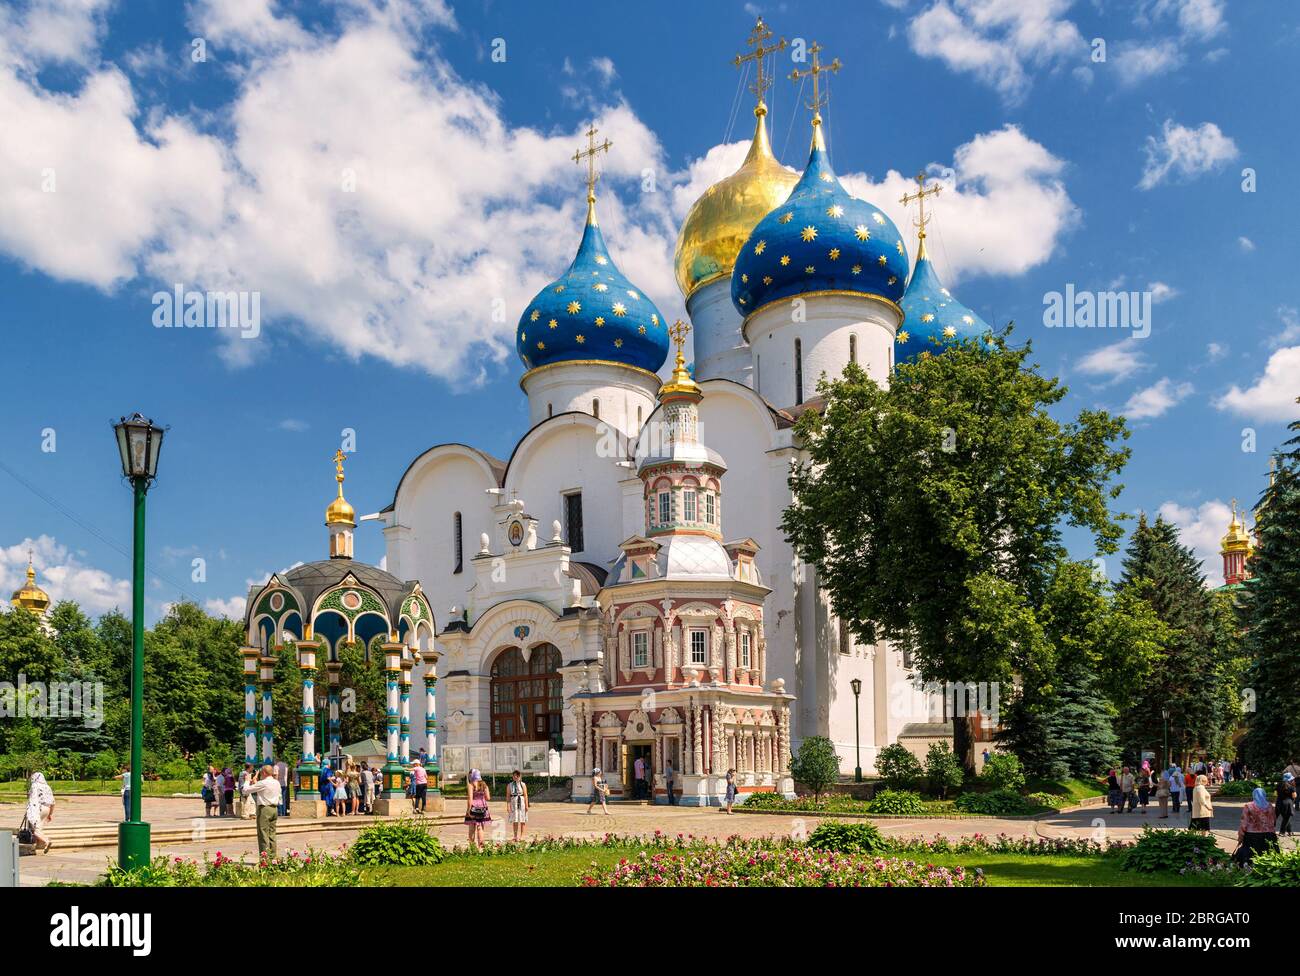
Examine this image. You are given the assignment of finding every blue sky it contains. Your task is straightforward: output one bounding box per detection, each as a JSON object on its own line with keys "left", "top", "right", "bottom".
{"left": 0, "top": 0, "right": 1296, "bottom": 620}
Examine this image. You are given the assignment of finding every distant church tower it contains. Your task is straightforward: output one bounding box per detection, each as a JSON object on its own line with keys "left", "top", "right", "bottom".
{"left": 11, "top": 551, "right": 51, "bottom": 621}
{"left": 1220, "top": 500, "right": 1252, "bottom": 586}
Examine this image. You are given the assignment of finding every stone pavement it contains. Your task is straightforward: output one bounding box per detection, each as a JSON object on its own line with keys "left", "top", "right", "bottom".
{"left": 7, "top": 792, "right": 1295, "bottom": 886}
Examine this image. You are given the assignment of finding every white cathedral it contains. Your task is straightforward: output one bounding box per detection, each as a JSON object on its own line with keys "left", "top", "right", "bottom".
{"left": 248, "top": 26, "right": 990, "bottom": 806}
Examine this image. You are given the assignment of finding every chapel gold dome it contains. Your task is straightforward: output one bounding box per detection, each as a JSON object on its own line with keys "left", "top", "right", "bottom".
{"left": 11, "top": 558, "right": 50, "bottom": 616}
{"left": 673, "top": 106, "right": 798, "bottom": 301}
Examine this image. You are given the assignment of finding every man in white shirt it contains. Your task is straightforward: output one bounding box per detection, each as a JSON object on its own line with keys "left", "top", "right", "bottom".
{"left": 633, "top": 755, "right": 645, "bottom": 799}
{"left": 241, "top": 765, "right": 283, "bottom": 858}
{"left": 274, "top": 759, "right": 289, "bottom": 816}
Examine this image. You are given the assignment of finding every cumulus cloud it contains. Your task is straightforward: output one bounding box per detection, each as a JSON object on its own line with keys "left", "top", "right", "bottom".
{"left": 1139, "top": 119, "right": 1239, "bottom": 190}
{"left": 1215, "top": 347, "right": 1300, "bottom": 421}
{"left": 1113, "top": 40, "right": 1185, "bottom": 86}
{"left": 1157, "top": 498, "right": 1232, "bottom": 586}
{"left": 1, "top": 535, "right": 131, "bottom": 616}
{"left": 1075, "top": 339, "right": 1149, "bottom": 384}
{"left": 205, "top": 595, "right": 247, "bottom": 619}
{"left": 1238, "top": 236, "right": 1255, "bottom": 252}
{"left": 1123, "top": 377, "right": 1193, "bottom": 419}
{"left": 1142, "top": 0, "right": 1226, "bottom": 41}
{"left": 1148, "top": 281, "right": 1178, "bottom": 303}
{"left": 906, "top": 0, "right": 1087, "bottom": 106}
{"left": 0, "top": 0, "right": 114, "bottom": 67}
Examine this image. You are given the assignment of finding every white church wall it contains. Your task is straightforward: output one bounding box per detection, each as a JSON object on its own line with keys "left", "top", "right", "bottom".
{"left": 520, "top": 361, "right": 659, "bottom": 440}
{"left": 687, "top": 277, "right": 751, "bottom": 386}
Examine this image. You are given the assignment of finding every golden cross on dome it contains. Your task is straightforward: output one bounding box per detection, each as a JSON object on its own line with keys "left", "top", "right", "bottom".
{"left": 901, "top": 171, "right": 943, "bottom": 255}
{"left": 333, "top": 449, "right": 347, "bottom": 484}
{"left": 573, "top": 124, "right": 612, "bottom": 214}
{"left": 669, "top": 319, "right": 691, "bottom": 348}
{"left": 789, "top": 41, "right": 840, "bottom": 122}
{"left": 733, "top": 18, "right": 787, "bottom": 112}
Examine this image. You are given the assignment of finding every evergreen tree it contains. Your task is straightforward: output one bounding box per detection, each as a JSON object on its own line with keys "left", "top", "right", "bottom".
{"left": 1241, "top": 412, "right": 1300, "bottom": 773}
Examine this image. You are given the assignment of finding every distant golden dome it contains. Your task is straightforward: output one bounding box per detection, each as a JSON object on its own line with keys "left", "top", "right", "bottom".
{"left": 1221, "top": 500, "right": 1251, "bottom": 552}
{"left": 673, "top": 105, "right": 798, "bottom": 301}
{"left": 11, "top": 554, "right": 50, "bottom": 616}
{"left": 326, "top": 449, "right": 356, "bottom": 527}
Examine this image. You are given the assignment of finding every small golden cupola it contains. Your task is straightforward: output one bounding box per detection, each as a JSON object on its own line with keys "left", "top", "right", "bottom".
{"left": 326, "top": 450, "right": 356, "bottom": 559}
{"left": 11, "top": 551, "right": 51, "bottom": 617}
{"left": 1220, "top": 499, "right": 1253, "bottom": 586}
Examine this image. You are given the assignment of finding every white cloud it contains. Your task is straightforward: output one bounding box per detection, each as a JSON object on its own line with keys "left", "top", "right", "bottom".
{"left": 1113, "top": 40, "right": 1185, "bottom": 86}
{"left": 1271, "top": 306, "right": 1300, "bottom": 348}
{"left": 906, "top": 0, "right": 1086, "bottom": 105}
{"left": 1139, "top": 119, "right": 1239, "bottom": 190}
{"left": 1148, "top": 281, "right": 1178, "bottom": 303}
{"left": 1238, "top": 236, "right": 1255, "bottom": 252}
{"left": 205, "top": 595, "right": 247, "bottom": 619}
{"left": 1123, "top": 377, "right": 1193, "bottom": 419}
{"left": 0, "top": 0, "right": 114, "bottom": 68}
{"left": 837, "top": 125, "right": 1078, "bottom": 282}
{"left": 1206, "top": 342, "right": 1225, "bottom": 361}
{"left": 1144, "top": 0, "right": 1226, "bottom": 41}
{"left": 1215, "top": 346, "right": 1300, "bottom": 420}
{"left": 1157, "top": 498, "right": 1232, "bottom": 587}
{"left": 590, "top": 57, "right": 617, "bottom": 82}
{"left": 1075, "top": 339, "right": 1148, "bottom": 383}
{"left": 1, "top": 535, "right": 131, "bottom": 615}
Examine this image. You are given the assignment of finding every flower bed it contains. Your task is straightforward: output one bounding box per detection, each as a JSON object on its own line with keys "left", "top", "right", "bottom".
{"left": 581, "top": 840, "right": 985, "bottom": 887}
{"left": 101, "top": 848, "right": 362, "bottom": 887}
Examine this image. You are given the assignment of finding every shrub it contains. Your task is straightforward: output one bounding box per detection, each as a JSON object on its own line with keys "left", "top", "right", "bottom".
{"left": 980, "top": 753, "right": 1026, "bottom": 793}
{"left": 925, "top": 741, "right": 964, "bottom": 799}
{"left": 348, "top": 819, "right": 446, "bottom": 867}
{"left": 806, "top": 820, "right": 888, "bottom": 856}
{"left": 1026, "top": 792, "right": 1066, "bottom": 809}
{"left": 874, "top": 743, "right": 923, "bottom": 791}
{"left": 1216, "top": 779, "right": 1262, "bottom": 798}
{"left": 1120, "top": 826, "right": 1231, "bottom": 873}
{"left": 790, "top": 736, "right": 840, "bottom": 800}
{"left": 102, "top": 849, "right": 361, "bottom": 887}
{"left": 867, "top": 789, "right": 925, "bottom": 815}
{"left": 954, "top": 789, "right": 1038, "bottom": 816}
{"left": 1238, "top": 846, "right": 1300, "bottom": 887}
{"left": 735, "top": 791, "right": 791, "bottom": 809}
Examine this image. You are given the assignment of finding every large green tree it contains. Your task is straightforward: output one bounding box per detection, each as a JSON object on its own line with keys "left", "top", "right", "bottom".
{"left": 1240, "top": 412, "right": 1300, "bottom": 773}
{"left": 783, "top": 332, "right": 1130, "bottom": 770}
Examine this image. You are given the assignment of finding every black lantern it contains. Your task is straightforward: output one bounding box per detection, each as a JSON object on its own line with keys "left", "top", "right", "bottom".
{"left": 114, "top": 413, "right": 166, "bottom": 482}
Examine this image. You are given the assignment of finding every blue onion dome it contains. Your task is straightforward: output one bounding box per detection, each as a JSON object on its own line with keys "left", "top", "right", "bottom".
{"left": 517, "top": 197, "right": 669, "bottom": 375}
{"left": 896, "top": 242, "right": 989, "bottom": 363}
{"left": 731, "top": 120, "right": 909, "bottom": 317}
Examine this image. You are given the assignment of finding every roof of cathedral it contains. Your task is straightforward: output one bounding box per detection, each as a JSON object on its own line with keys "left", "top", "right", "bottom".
{"left": 673, "top": 104, "right": 799, "bottom": 301}
{"left": 567, "top": 561, "right": 608, "bottom": 596}
{"left": 731, "top": 122, "right": 908, "bottom": 318}
{"left": 277, "top": 559, "right": 415, "bottom": 622}
{"left": 516, "top": 183, "right": 668, "bottom": 375}
{"left": 896, "top": 252, "right": 989, "bottom": 362}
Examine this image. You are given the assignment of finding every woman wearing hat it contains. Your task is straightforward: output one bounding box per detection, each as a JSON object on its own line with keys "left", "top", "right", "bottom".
{"left": 1276, "top": 772, "right": 1296, "bottom": 836}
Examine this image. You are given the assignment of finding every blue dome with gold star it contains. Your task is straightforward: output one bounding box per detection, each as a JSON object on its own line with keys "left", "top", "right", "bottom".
{"left": 731, "top": 124, "right": 909, "bottom": 317}
{"left": 895, "top": 251, "right": 989, "bottom": 363}
{"left": 517, "top": 209, "right": 669, "bottom": 375}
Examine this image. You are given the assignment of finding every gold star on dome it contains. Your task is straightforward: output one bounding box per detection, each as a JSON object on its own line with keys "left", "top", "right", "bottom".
{"left": 612, "top": 302, "right": 627, "bottom": 316}
{"left": 801, "top": 225, "right": 818, "bottom": 242}
{"left": 762, "top": 275, "right": 773, "bottom": 285}
{"left": 921, "top": 313, "right": 935, "bottom": 323}
{"left": 576, "top": 334, "right": 585, "bottom": 344}
{"left": 854, "top": 225, "right": 870, "bottom": 241}
{"left": 566, "top": 300, "right": 581, "bottom": 314}
{"left": 594, "top": 283, "right": 608, "bottom": 292}
{"left": 614, "top": 338, "right": 623, "bottom": 348}
{"left": 548, "top": 318, "right": 558, "bottom": 329}
{"left": 520, "top": 332, "right": 526, "bottom": 342}
{"left": 826, "top": 204, "right": 844, "bottom": 218}
{"left": 741, "top": 273, "right": 749, "bottom": 283}
{"left": 888, "top": 275, "right": 897, "bottom": 285}
{"left": 819, "top": 172, "right": 833, "bottom": 183}
{"left": 537, "top": 340, "right": 546, "bottom": 350}
{"left": 755, "top": 240, "right": 767, "bottom": 255}
{"left": 872, "top": 212, "right": 885, "bottom": 225}
{"left": 529, "top": 309, "right": 540, "bottom": 322}
{"left": 595, "top": 255, "right": 608, "bottom": 265}
{"left": 962, "top": 315, "right": 974, "bottom": 325}
{"left": 943, "top": 325, "right": 957, "bottom": 339}
{"left": 779, "top": 255, "right": 790, "bottom": 266}
{"left": 778, "top": 212, "right": 794, "bottom": 224}
{"left": 627, "top": 290, "right": 639, "bottom": 300}
{"left": 896, "top": 330, "right": 909, "bottom": 344}
{"left": 877, "top": 255, "right": 887, "bottom": 266}
{"left": 850, "top": 264, "right": 861, "bottom": 275}
{"left": 828, "top": 248, "right": 840, "bottom": 260}
{"left": 554, "top": 285, "right": 565, "bottom": 293}
{"left": 651, "top": 314, "right": 659, "bottom": 325}
{"left": 941, "top": 288, "right": 951, "bottom": 297}
{"left": 739, "top": 297, "right": 747, "bottom": 304}
{"left": 595, "top": 316, "right": 605, "bottom": 326}
{"left": 895, "top": 241, "right": 904, "bottom": 255}
{"left": 804, "top": 265, "right": 815, "bottom": 273}
{"left": 638, "top": 325, "right": 647, "bottom": 334}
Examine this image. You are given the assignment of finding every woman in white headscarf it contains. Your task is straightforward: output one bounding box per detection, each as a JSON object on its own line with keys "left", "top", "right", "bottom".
{"left": 25, "top": 771, "right": 55, "bottom": 853}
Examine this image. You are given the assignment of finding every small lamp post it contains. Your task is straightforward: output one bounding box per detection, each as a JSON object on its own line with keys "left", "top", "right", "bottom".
{"left": 849, "top": 678, "right": 863, "bottom": 783}
{"left": 113, "top": 413, "right": 165, "bottom": 870}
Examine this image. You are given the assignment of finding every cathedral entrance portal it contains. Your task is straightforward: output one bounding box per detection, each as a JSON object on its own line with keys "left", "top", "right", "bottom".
{"left": 623, "top": 741, "right": 653, "bottom": 800}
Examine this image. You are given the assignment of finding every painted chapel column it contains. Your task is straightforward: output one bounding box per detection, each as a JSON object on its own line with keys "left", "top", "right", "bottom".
{"left": 259, "top": 654, "right": 276, "bottom": 762}
{"left": 325, "top": 660, "right": 342, "bottom": 760}
{"left": 421, "top": 649, "right": 440, "bottom": 789}
{"left": 241, "top": 648, "right": 260, "bottom": 764}
{"left": 293, "top": 638, "right": 323, "bottom": 812}
{"left": 400, "top": 655, "right": 414, "bottom": 765}
{"left": 380, "top": 643, "right": 405, "bottom": 797}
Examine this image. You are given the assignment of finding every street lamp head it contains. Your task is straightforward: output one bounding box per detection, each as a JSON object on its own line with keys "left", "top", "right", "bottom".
{"left": 114, "top": 413, "right": 166, "bottom": 483}
{"left": 1161, "top": 708, "right": 1170, "bottom": 720}
{"left": 850, "top": 677, "right": 862, "bottom": 697}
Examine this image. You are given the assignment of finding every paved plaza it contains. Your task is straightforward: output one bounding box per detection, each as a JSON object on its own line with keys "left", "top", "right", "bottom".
{"left": 6, "top": 791, "right": 1294, "bottom": 886}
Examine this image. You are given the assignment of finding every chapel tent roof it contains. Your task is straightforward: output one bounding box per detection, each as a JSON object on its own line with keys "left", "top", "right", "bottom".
{"left": 280, "top": 559, "right": 415, "bottom": 621}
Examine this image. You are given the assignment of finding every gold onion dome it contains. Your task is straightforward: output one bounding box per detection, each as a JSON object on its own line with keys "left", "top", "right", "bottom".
{"left": 1221, "top": 500, "right": 1251, "bottom": 551}
{"left": 11, "top": 553, "right": 50, "bottom": 616}
{"left": 326, "top": 450, "right": 356, "bottom": 526}
{"left": 673, "top": 103, "right": 798, "bottom": 301}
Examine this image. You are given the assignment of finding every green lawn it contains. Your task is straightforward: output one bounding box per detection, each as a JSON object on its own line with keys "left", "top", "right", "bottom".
{"left": 361, "top": 847, "right": 1231, "bottom": 888}
{"left": 0, "top": 778, "right": 198, "bottom": 797}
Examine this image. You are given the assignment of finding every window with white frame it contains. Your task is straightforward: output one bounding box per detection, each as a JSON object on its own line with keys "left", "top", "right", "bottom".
{"left": 658, "top": 491, "right": 671, "bottom": 525}
{"left": 684, "top": 488, "right": 697, "bottom": 521}
{"left": 632, "top": 629, "right": 649, "bottom": 668}
{"left": 705, "top": 491, "right": 715, "bottom": 525}
{"left": 739, "top": 630, "right": 752, "bottom": 669}
{"left": 689, "top": 628, "right": 708, "bottom": 666}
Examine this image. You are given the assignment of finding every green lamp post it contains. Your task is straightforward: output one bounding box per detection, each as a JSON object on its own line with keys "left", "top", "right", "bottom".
{"left": 850, "top": 678, "right": 863, "bottom": 783}
{"left": 113, "top": 413, "right": 165, "bottom": 870}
